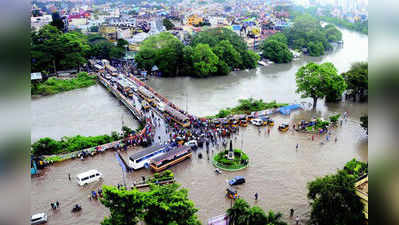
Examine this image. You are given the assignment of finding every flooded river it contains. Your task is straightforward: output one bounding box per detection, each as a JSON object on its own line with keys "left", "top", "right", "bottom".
{"left": 31, "top": 28, "right": 368, "bottom": 225}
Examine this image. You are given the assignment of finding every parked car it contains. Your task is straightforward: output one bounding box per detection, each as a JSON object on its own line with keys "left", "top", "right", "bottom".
{"left": 184, "top": 140, "right": 198, "bottom": 150}
{"left": 228, "top": 176, "right": 246, "bottom": 186}
{"left": 250, "top": 118, "right": 263, "bottom": 126}
{"left": 31, "top": 213, "right": 47, "bottom": 224}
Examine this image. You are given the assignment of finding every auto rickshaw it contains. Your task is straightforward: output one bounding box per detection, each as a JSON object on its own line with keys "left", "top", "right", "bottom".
{"left": 176, "top": 136, "right": 185, "bottom": 145}
{"left": 222, "top": 120, "right": 230, "bottom": 128}
{"left": 247, "top": 115, "right": 254, "bottom": 121}
{"left": 214, "top": 120, "right": 221, "bottom": 128}
{"left": 226, "top": 187, "right": 239, "bottom": 199}
{"left": 141, "top": 100, "right": 150, "bottom": 110}
{"left": 239, "top": 116, "right": 248, "bottom": 127}
{"left": 278, "top": 123, "right": 289, "bottom": 132}
{"left": 230, "top": 119, "right": 238, "bottom": 128}
{"left": 267, "top": 119, "right": 274, "bottom": 126}
{"left": 259, "top": 116, "right": 270, "bottom": 126}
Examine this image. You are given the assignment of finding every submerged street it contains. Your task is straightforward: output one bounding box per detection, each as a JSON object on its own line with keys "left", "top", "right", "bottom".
{"left": 31, "top": 27, "right": 368, "bottom": 225}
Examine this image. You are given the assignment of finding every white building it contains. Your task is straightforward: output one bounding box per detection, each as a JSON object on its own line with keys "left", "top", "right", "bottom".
{"left": 31, "top": 15, "right": 53, "bottom": 31}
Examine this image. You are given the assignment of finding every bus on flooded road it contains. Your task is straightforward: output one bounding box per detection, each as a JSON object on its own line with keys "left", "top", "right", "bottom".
{"left": 149, "top": 146, "right": 192, "bottom": 172}
{"left": 128, "top": 144, "right": 170, "bottom": 170}
{"left": 163, "top": 104, "right": 191, "bottom": 128}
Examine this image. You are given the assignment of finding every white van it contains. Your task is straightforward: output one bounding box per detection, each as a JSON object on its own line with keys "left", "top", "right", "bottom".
{"left": 76, "top": 169, "right": 103, "bottom": 186}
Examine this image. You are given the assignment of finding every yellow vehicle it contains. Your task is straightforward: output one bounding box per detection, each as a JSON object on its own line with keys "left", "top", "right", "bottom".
{"left": 239, "top": 116, "right": 248, "bottom": 127}
{"left": 247, "top": 115, "right": 254, "bottom": 121}
{"left": 213, "top": 120, "right": 221, "bottom": 128}
{"left": 176, "top": 137, "right": 185, "bottom": 145}
{"left": 222, "top": 120, "right": 230, "bottom": 128}
{"left": 231, "top": 120, "right": 238, "bottom": 128}
{"left": 141, "top": 100, "right": 150, "bottom": 110}
{"left": 278, "top": 123, "right": 289, "bottom": 132}
{"left": 267, "top": 119, "right": 274, "bottom": 126}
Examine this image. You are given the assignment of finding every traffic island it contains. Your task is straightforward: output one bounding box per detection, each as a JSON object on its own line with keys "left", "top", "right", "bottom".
{"left": 213, "top": 142, "right": 249, "bottom": 172}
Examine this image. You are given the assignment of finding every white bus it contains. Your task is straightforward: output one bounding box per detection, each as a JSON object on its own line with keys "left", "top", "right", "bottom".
{"left": 76, "top": 169, "right": 103, "bottom": 186}
{"left": 128, "top": 144, "right": 169, "bottom": 170}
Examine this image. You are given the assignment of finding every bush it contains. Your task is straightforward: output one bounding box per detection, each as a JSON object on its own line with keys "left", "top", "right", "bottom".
{"left": 329, "top": 114, "right": 341, "bottom": 123}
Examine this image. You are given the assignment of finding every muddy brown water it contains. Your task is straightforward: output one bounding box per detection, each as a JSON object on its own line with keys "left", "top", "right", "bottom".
{"left": 31, "top": 27, "right": 368, "bottom": 224}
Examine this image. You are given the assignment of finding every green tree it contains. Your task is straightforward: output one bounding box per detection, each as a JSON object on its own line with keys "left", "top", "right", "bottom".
{"left": 182, "top": 46, "right": 194, "bottom": 75}
{"left": 31, "top": 137, "right": 62, "bottom": 156}
{"left": 89, "top": 25, "right": 99, "bottom": 32}
{"left": 242, "top": 50, "right": 260, "bottom": 69}
{"left": 262, "top": 40, "right": 293, "bottom": 63}
{"left": 31, "top": 25, "right": 63, "bottom": 73}
{"left": 343, "top": 62, "right": 368, "bottom": 101}
{"left": 307, "top": 41, "right": 324, "bottom": 56}
{"left": 58, "top": 32, "right": 90, "bottom": 71}
{"left": 192, "top": 43, "right": 219, "bottom": 77}
{"left": 213, "top": 40, "right": 242, "bottom": 69}
{"left": 266, "top": 32, "right": 288, "bottom": 45}
{"left": 307, "top": 170, "right": 365, "bottom": 225}
{"left": 100, "top": 186, "right": 146, "bottom": 225}
{"left": 227, "top": 199, "right": 251, "bottom": 225}
{"left": 144, "top": 184, "right": 201, "bottom": 225}
{"left": 248, "top": 206, "right": 267, "bottom": 225}
{"left": 163, "top": 18, "right": 175, "bottom": 30}
{"left": 295, "top": 62, "right": 347, "bottom": 108}
{"left": 117, "top": 39, "right": 129, "bottom": 48}
{"left": 264, "top": 210, "right": 287, "bottom": 225}
{"left": 135, "top": 32, "right": 184, "bottom": 76}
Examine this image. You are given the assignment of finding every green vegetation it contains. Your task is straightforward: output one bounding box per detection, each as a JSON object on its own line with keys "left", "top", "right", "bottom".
{"left": 213, "top": 149, "right": 249, "bottom": 170}
{"left": 31, "top": 125, "right": 138, "bottom": 156}
{"left": 342, "top": 62, "right": 368, "bottom": 102}
{"left": 162, "top": 18, "right": 175, "bottom": 30}
{"left": 307, "top": 159, "right": 367, "bottom": 225}
{"left": 320, "top": 16, "right": 368, "bottom": 35}
{"left": 262, "top": 33, "right": 293, "bottom": 63}
{"left": 31, "top": 25, "right": 90, "bottom": 74}
{"left": 329, "top": 113, "right": 341, "bottom": 123}
{"left": 31, "top": 25, "right": 128, "bottom": 74}
{"left": 148, "top": 170, "right": 174, "bottom": 183}
{"left": 210, "top": 98, "right": 288, "bottom": 118}
{"left": 31, "top": 72, "right": 96, "bottom": 96}
{"left": 227, "top": 198, "right": 287, "bottom": 225}
{"left": 135, "top": 28, "right": 259, "bottom": 77}
{"left": 100, "top": 183, "right": 201, "bottom": 225}
{"left": 296, "top": 62, "right": 347, "bottom": 108}
{"left": 282, "top": 14, "right": 342, "bottom": 56}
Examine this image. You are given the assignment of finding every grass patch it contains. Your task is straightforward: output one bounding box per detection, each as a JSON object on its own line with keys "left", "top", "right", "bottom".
{"left": 213, "top": 149, "right": 249, "bottom": 170}
{"left": 208, "top": 98, "right": 288, "bottom": 118}
{"left": 31, "top": 72, "right": 97, "bottom": 96}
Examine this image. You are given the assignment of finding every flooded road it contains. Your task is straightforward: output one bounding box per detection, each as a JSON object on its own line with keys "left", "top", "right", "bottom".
{"left": 31, "top": 28, "right": 368, "bottom": 224}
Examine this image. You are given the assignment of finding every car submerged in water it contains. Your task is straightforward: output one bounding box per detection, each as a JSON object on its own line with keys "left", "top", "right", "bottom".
{"left": 228, "top": 176, "right": 246, "bottom": 186}
{"left": 31, "top": 213, "right": 47, "bottom": 224}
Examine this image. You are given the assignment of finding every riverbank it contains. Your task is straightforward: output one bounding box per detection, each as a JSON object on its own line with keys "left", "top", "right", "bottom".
{"left": 32, "top": 125, "right": 144, "bottom": 159}
{"left": 208, "top": 98, "right": 288, "bottom": 118}
{"left": 31, "top": 72, "right": 97, "bottom": 96}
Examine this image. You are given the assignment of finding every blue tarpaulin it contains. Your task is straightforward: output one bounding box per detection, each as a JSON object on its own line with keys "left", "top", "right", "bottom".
{"left": 279, "top": 104, "right": 302, "bottom": 115}
{"left": 115, "top": 153, "right": 127, "bottom": 172}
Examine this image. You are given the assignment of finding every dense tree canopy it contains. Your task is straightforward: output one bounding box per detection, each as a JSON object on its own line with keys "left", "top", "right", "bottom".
{"left": 262, "top": 39, "right": 293, "bottom": 63}
{"left": 342, "top": 62, "right": 368, "bottom": 101}
{"left": 227, "top": 198, "right": 287, "bottom": 225}
{"left": 31, "top": 25, "right": 90, "bottom": 73}
{"left": 100, "top": 184, "right": 201, "bottom": 225}
{"left": 283, "top": 14, "right": 342, "bottom": 56}
{"left": 307, "top": 169, "right": 366, "bottom": 225}
{"left": 135, "top": 32, "right": 184, "bottom": 76}
{"left": 296, "top": 62, "right": 347, "bottom": 108}
{"left": 31, "top": 25, "right": 127, "bottom": 73}
{"left": 134, "top": 28, "right": 259, "bottom": 77}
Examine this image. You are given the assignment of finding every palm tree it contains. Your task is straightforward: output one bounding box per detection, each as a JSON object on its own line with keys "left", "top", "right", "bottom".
{"left": 265, "top": 210, "right": 287, "bottom": 225}
{"left": 248, "top": 206, "right": 267, "bottom": 225}
{"left": 227, "top": 199, "right": 251, "bottom": 225}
